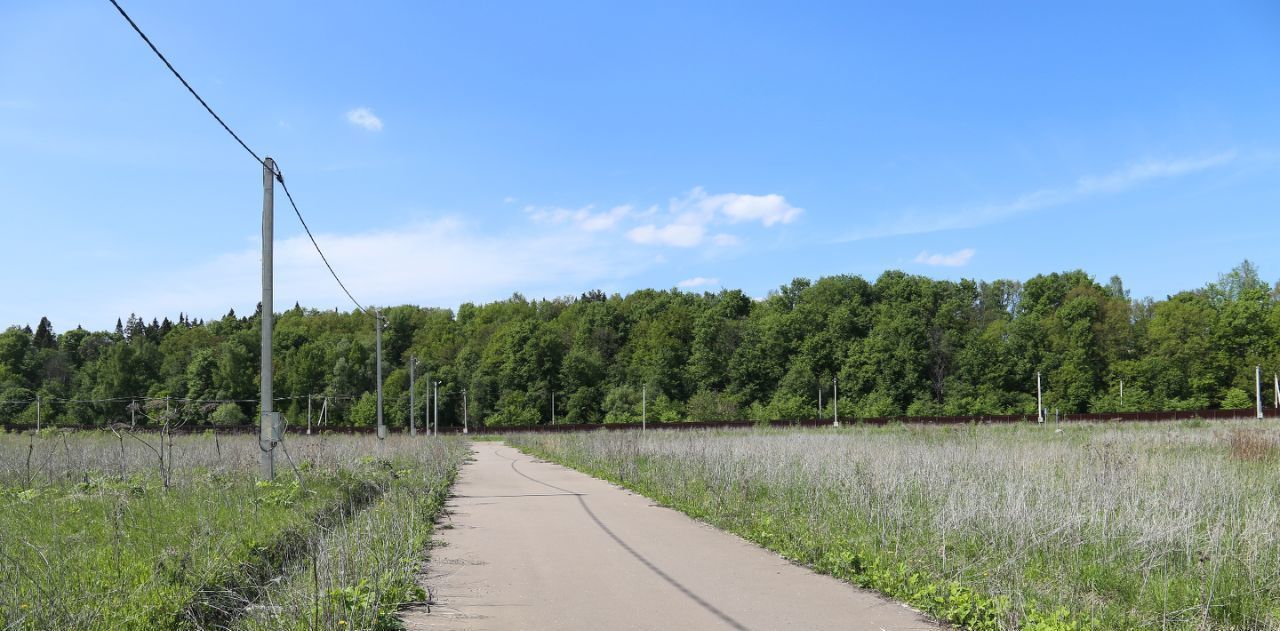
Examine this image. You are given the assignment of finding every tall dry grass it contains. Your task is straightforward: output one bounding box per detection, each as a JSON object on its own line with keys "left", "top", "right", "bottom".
{"left": 511, "top": 422, "right": 1280, "bottom": 630}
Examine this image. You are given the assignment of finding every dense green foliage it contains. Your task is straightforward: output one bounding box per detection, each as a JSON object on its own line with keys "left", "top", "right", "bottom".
{"left": 510, "top": 425, "right": 1280, "bottom": 630}
{"left": 3, "top": 261, "right": 1278, "bottom": 428}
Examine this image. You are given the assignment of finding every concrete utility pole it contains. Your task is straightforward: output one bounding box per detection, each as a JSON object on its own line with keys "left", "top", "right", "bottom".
{"left": 1119, "top": 380, "right": 1124, "bottom": 407}
{"left": 462, "top": 389, "right": 468, "bottom": 434}
{"left": 1274, "top": 374, "right": 1279, "bottom": 410}
{"left": 433, "top": 381, "right": 439, "bottom": 436}
{"left": 409, "top": 356, "right": 417, "bottom": 437}
{"left": 551, "top": 391, "right": 556, "bottom": 424}
{"left": 1256, "top": 365, "right": 1264, "bottom": 419}
{"left": 818, "top": 387, "right": 822, "bottom": 420}
{"left": 642, "top": 384, "right": 647, "bottom": 431}
{"left": 260, "top": 156, "right": 278, "bottom": 480}
{"left": 307, "top": 396, "right": 312, "bottom": 435}
{"left": 833, "top": 376, "right": 839, "bottom": 427}
{"left": 375, "top": 310, "right": 386, "bottom": 439}
{"left": 35, "top": 394, "right": 41, "bottom": 432}
{"left": 1036, "top": 372, "right": 1044, "bottom": 423}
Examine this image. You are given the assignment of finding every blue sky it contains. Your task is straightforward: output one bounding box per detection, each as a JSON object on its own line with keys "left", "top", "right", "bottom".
{"left": 2, "top": 1, "right": 1279, "bottom": 331}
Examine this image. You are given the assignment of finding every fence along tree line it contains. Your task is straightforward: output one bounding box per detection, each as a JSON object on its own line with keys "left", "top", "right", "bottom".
{"left": 1, "top": 260, "right": 1278, "bottom": 430}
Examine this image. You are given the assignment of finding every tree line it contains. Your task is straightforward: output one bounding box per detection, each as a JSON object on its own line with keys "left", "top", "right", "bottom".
{"left": 1, "top": 261, "right": 1277, "bottom": 429}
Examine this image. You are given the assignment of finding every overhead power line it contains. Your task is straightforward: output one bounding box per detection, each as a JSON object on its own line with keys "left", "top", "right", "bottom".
{"left": 278, "top": 179, "right": 367, "bottom": 314}
{"left": 107, "top": 0, "right": 263, "bottom": 167}
{"left": 107, "top": 0, "right": 367, "bottom": 315}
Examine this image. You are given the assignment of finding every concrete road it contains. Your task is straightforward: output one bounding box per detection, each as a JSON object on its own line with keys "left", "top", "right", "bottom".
{"left": 403, "top": 442, "right": 942, "bottom": 631}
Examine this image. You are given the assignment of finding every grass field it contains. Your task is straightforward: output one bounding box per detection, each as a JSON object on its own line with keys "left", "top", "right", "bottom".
{"left": 509, "top": 422, "right": 1280, "bottom": 631}
{"left": 0, "top": 430, "right": 467, "bottom": 630}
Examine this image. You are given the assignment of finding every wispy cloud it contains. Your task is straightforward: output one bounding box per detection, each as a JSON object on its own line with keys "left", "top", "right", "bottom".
{"left": 627, "top": 221, "right": 705, "bottom": 247}
{"left": 914, "top": 248, "right": 975, "bottom": 267}
{"left": 345, "top": 107, "right": 383, "bottom": 132}
{"left": 677, "top": 277, "right": 719, "bottom": 288}
{"left": 112, "top": 218, "right": 645, "bottom": 323}
{"left": 845, "top": 152, "right": 1236, "bottom": 241}
{"left": 625, "top": 187, "right": 802, "bottom": 248}
{"left": 527, "top": 204, "right": 632, "bottom": 232}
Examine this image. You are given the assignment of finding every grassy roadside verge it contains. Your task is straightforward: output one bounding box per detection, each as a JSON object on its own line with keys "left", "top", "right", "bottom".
{"left": 0, "top": 432, "right": 468, "bottom": 630}
{"left": 237, "top": 438, "right": 469, "bottom": 631}
{"left": 508, "top": 424, "right": 1280, "bottom": 630}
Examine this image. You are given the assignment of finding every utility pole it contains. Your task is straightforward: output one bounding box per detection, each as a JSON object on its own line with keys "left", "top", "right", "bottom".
{"left": 1119, "top": 380, "right": 1124, "bottom": 407}
{"left": 260, "top": 156, "right": 277, "bottom": 480}
{"left": 409, "top": 356, "right": 417, "bottom": 437}
{"left": 375, "top": 309, "right": 385, "bottom": 439}
{"left": 1036, "top": 371, "right": 1043, "bottom": 423}
{"left": 433, "top": 381, "right": 439, "bottom": 436}
{"left": 35, "top": 394, "right": 41, "bottom": 432}
{"left": 307, "top": 396, "right": 312, "bottom": 435}
{"left": 551, "top": 391, "right": 556, "bottom": 424}
{"left": 833, "top": 376, "right": 839, "bottom": 427}
{"left": 642, "top": 384, "right": 647, "bottom": 431}
{"left": 1274, "top": 374, "right": 1279, "bottom": 410}
{"left": 462, "top": 389, "right": 468, "bottom": 434}
{"left": 818, "top": 387, "right": 822, "bottom": 420}
{"left": 1256, "top": 365, "right": 1264, "bottom": 419}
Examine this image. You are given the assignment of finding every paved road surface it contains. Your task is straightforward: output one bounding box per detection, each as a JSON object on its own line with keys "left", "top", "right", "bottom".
{"left": 403, "top": 442, "right": 942, "bottom": 631}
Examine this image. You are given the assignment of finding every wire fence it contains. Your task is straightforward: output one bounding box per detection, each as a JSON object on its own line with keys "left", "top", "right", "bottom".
{"left": 3, "top": 405, "right": 1275, "bottom": 435}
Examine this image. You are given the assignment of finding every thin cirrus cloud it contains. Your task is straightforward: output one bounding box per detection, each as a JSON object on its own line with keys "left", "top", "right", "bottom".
{"left": 625, "top": 187, "right": 803, "bottom": 248}
{"left": 677, "top": 276, "right": 720, "bottom": 289}
{"left": 108, "top": 217, "right": 643, "bottom": 328}
{"left": 843, "top": 152, "right": 1236, "bottom": 241}
{"left": 526, "top": 204, "right": 633, "bottom": 232}
{"left": 914, "top": 248, "right": 975, "bottom": 267}
{"left": 345, "top": 107, "right": 383, "bottom": 132}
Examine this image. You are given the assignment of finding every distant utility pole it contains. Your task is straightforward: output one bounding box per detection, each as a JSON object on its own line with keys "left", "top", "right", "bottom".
{"left": 260, "top": 156, "right": 278, "bottom": 480}
{"left": 409, "top": 356, "right": 417, "bottom": 437}
{"left": 818, "top": 387, "right": 823, "bottom": 420}
{"left": 433, "top": 381, "right": 440, "bottom": 436}
{"left": 307, "top": 396, "right": 312, "bottom": 435}
{"left": 1256, "top": 365, "right": 1264, "bottom": 419}
{"left": 375, "top": 310, "right": 386, "bottom": 439}
{"left": 1274, "top": 374, "right": 1279, "bottom": 410}
{"left": 642, "top": 384, "right": 647, "bottom": 431}
{"left": 833, "top": 376, "right": 839, "bottom": 427}
{"left": 462, "top": 389, "right": 469, "bottom": 434}
{"left": 551, "top": 391, "right": 556, "bottom": 424}
{"left": 1036, "top": 372, "right": 1044, "bottom": 423}
{"left": 1119, "top": 380, "right": 1124, "bottom": 407}
{"left": 35, "top": 394, "right": 41, "bottom": 432}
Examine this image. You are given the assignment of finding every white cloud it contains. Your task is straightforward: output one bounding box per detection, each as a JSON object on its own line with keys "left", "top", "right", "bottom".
{"left": 621, "top": 188, "right": 802, "bottom": 248}
{"left": 677, "top": 277, "right": 719, "bottom": 288}
{"left": 109, "top": 218, "right": 646, "bottom": 324}
{"left": 914, "top": 248, "right": 975, "bottom": 267}
{"left": 526, "top": 204, "right": 631, "bottom": 232}
{"left": 345, "top": 107, "right": 383, "bottom": 132}
{"left": 845, "top": 152, "right": 1236, "bottom": 241}
{"left": 696, "top": 190, "right": 803, "bottom": 226}
{"left": 503, "top": 196, "right": 517, "bottom": 204}
{"left": 627, "top": 222, "right": 705, "bottom": 247}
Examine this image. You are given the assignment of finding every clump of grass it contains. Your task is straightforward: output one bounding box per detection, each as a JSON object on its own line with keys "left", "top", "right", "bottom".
{"left": 1227, "top": 427, "right": 1278, "bottom": 462}
{"left": 510, "top": 423, "right": 1280, "bottom": 630}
